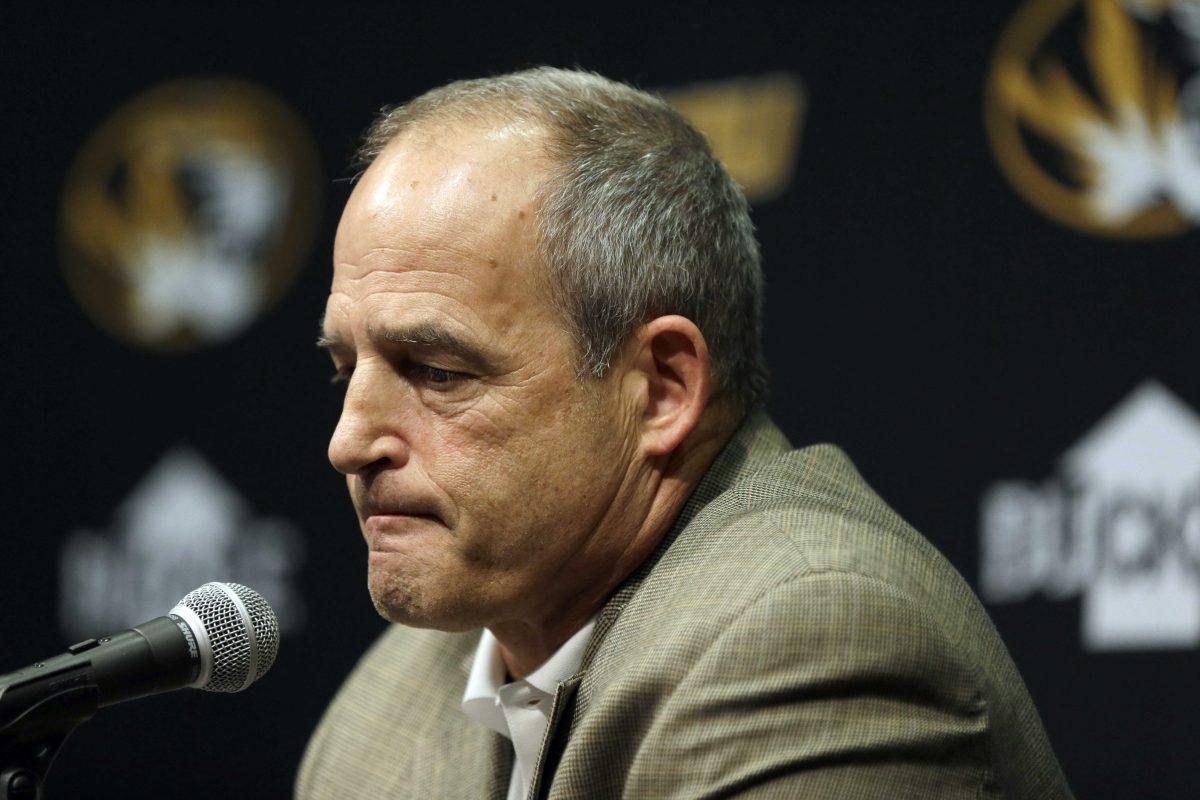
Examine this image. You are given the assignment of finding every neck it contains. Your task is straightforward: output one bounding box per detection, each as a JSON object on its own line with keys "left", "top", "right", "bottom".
{"left": 490, "top": 408, "right": 739, "bottom": 679}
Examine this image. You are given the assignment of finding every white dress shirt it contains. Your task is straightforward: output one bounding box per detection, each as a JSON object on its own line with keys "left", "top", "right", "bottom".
{"left": 462, "top": 618, "right": 597, "bottom": 800}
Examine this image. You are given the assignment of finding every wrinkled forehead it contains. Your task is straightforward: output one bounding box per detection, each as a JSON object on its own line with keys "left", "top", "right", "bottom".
{"left": 333, "top": 122, "right": 551, "bottom": 278}
{"left": 325, "top": 122, "right": 563, "bottom": 346}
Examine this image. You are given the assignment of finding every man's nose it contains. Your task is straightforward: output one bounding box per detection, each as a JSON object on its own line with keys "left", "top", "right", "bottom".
{"left": 328, "top": 367, "right": 411, "bottom": 476}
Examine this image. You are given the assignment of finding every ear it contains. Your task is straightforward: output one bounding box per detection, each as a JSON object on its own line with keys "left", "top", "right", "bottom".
{"left": 627, "top": 315, "right": 712, "bottom": 457}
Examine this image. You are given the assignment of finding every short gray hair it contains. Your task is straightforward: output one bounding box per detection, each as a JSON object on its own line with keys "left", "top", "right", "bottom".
{"left": 357, "top": 67, "right": 768, "bottom": 412}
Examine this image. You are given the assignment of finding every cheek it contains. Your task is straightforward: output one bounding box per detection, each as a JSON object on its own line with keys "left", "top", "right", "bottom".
{"left": 424, "top": 400, "right": 515, "bottom": 489}
{"left": 414, "top": 399, "right": 532, "bottom": 540}
{"left": 422, "top": 397, "right": 594, "bottom": 549}
{"left": 439, "top": 420, "right": 540, "bottom": 522}
{"left": 477, "top": 409, "right": 619, "bottom": 528}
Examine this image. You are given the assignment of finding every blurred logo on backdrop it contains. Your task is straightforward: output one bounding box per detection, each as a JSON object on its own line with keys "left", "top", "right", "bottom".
{"left": 663, "top": 73, "right": 807, "bottom": 203}
{"left": 58, "top": 446, "right": 306, "bottom": 640}
{"left": 985, "top": 0, "right": 1200, "bottom": 237}
{"left": 59, "top": 77, "right": 321, "bottom": 352}
{"left": 980, "top": 381, "right": 1200, "bottom": 651}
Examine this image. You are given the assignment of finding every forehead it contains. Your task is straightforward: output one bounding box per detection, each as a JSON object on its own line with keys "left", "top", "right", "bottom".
{"left": 326, "top": 122, "right": 555, "bottom": 337}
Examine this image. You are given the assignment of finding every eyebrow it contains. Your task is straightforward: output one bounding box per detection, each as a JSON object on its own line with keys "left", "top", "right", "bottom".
{"left": 316, "top": 317, "right": 496, "bottom": 372}
{"left": 315, "top": 315, "right": 343, "bottom": 351}
{"left": 375, "top": 322, "right": 495, "bottom": 371}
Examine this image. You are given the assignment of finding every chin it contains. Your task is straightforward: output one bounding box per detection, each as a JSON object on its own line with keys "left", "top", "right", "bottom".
{"left": 367, "top": 565, "right": 482, "bottom": 633}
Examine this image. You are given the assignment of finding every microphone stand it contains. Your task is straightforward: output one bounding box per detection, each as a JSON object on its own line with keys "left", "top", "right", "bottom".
{"left": 1, "top": 730, "right": 73, "bottom": 800}
{"left": 1, "top": 664, "right": 100, "bottom": 800}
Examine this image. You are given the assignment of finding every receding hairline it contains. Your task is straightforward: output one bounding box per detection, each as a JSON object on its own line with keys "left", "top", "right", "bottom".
{"left": 346, "top": 109, "right": 574, "bottom": 334}
{"left": 354, "top": 68, "right": 688, "bottom": 169}
{"left": 357, "top": 93, "right": 564, "bottom": 175}
{"left": 371, "top": 113, "right": 554, "bottom": 158}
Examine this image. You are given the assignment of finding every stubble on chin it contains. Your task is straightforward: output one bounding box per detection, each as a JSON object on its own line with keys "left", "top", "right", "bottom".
{"left": 367, "top": 560, "right": 426, "bottom": 624}
{"left": 366, "top": 556, "right": 483, "bottom": 633}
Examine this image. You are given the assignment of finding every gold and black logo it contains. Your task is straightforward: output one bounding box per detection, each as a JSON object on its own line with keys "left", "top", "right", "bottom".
{"left": 985, "top": 0, "right": 1200, "bottom": 238}
{"left": 60, "top": 77, "right": 321, "bottom": 351}
{"left": 665, "top": 73, "right": 807, "bottom": 203}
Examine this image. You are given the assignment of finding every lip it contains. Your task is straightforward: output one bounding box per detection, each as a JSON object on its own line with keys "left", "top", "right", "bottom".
{"left": 364, "top": 513, "right": 441, "bottom": 549}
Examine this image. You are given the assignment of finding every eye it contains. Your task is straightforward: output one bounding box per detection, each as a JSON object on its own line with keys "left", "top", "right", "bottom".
{"left": 411, "top": 364, "right": 467, "bottom": 385}
{"left": 329, "top": 366, "right": 353, "bottom": 387}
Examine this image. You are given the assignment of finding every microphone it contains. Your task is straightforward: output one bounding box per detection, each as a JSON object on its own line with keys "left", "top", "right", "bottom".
{"left": 0, "top": 582, "right": 279, "bottom": 742}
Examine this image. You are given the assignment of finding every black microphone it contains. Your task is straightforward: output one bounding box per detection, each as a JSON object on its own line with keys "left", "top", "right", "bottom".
{"left": 0, "top": 581, "right": 280, "bottom": 792}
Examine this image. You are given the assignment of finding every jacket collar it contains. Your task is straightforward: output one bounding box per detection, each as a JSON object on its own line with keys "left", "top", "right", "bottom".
{"left": 578, "top": 410, "right": 791, "bottom": 673}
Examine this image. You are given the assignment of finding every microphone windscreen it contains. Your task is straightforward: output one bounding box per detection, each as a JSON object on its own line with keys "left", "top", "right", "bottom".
{"left": 171, "top": 582, "right": 280, "bottom": 693}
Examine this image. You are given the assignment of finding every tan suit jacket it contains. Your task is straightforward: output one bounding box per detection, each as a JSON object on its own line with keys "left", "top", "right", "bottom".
{"left": 297, "top": 413, "right": 1073, "bottom": 799}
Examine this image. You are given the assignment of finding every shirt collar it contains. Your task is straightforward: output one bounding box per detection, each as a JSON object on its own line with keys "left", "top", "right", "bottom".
{"left": 462, "top": 628, "right": 510, "bottom": 736}
{"left": 461, "top": 617, "right": 597, "bottom": 734}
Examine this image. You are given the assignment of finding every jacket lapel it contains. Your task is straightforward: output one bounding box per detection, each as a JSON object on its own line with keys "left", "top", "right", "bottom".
{"left": 528, "top": 675, "right": 584, "bottom": 800}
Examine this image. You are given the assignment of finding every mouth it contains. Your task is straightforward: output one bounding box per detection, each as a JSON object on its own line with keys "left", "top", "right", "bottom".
{"left": 358, "top": 494, "right": 443, "bottom": 524}
{"left": 362, "top": 511, "right": 443, "bottom": 549}
{"left": 355, "top": 482, "right": 447, "bottom": 547}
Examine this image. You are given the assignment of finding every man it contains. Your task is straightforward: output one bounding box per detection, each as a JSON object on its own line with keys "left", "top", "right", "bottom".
{"left": 298, "top": 67, "right": 1072, "bottom": 799}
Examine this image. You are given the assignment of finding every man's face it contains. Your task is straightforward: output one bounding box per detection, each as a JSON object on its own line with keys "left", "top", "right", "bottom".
{"left": 322, "top": 123, "right": 638, "bottom": 632}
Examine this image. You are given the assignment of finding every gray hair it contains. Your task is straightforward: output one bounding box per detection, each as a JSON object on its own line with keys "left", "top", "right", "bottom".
{"left": 357, "top": 67, "right": 768, "bottom": 412}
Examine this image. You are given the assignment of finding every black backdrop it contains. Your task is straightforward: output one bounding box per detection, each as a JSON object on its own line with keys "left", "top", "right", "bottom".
{"left": 3, "top": 2, "right": 1197, "bottom": 798}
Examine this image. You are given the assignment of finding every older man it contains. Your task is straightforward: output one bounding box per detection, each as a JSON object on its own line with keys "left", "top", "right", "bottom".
{"left": 298, "top": 68, "right": 1072, "bottom": 799}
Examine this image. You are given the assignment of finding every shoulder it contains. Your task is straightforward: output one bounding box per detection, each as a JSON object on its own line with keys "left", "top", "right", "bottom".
{"left": 582, "top": 434, "right": 1007, "bottom": 724}
{"left": 606, "top": 568, "right": 999, "bottom": 798}
{"left": 599, "top": 440, "right": 983, "bottom": 669}
{"left": 578, "top": 435, "right": 1071, "bottom": 798}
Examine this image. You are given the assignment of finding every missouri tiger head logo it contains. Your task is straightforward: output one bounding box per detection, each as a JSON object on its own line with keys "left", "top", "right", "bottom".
{"left": 985, "top": 0, "right": 1200, "bottom": 238}
{"left": 60, "top": 77, "right": 321, "bottom": 351}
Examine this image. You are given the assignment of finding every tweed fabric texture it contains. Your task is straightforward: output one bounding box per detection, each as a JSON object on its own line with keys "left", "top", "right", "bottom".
{"left": 296, "top": 413, "right": 1072, "bottom": 799}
